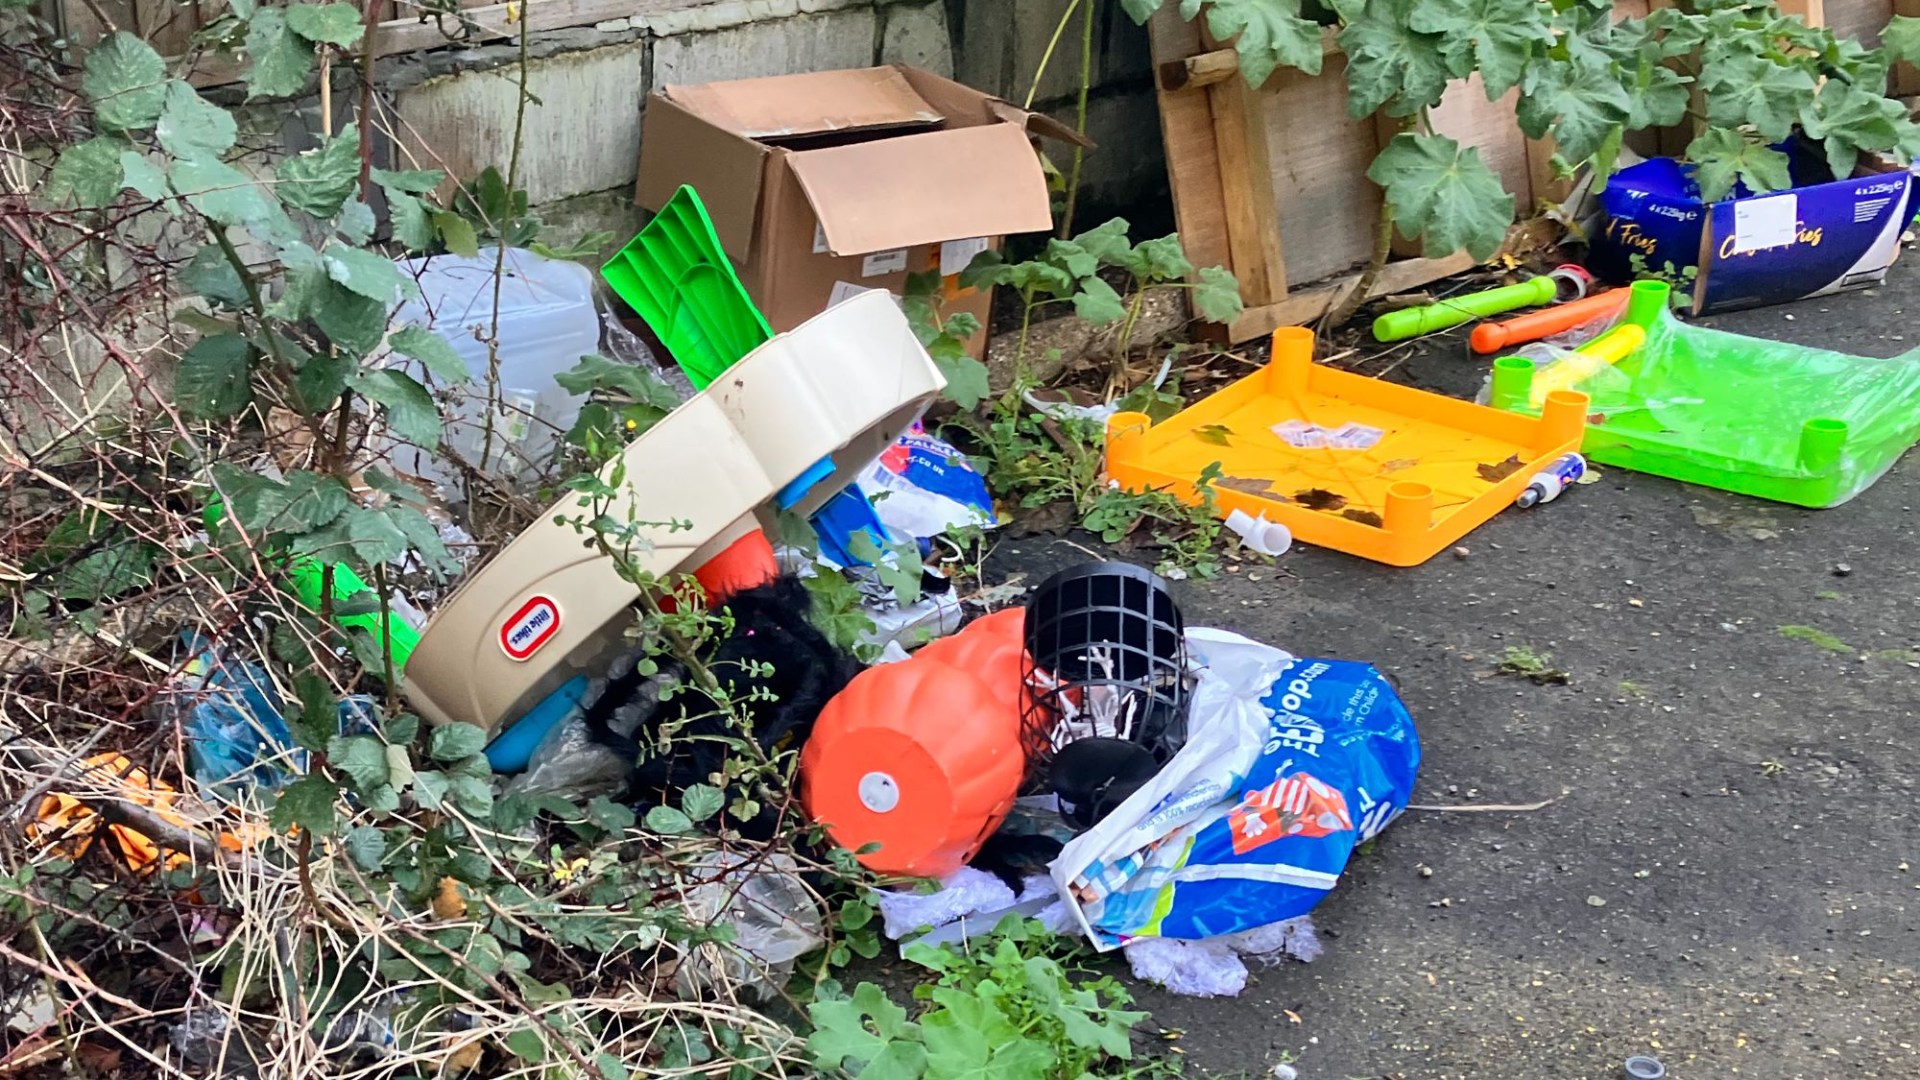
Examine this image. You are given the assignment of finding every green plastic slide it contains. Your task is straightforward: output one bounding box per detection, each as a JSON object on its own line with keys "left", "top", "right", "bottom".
{"left": 600, "top": 185, "right": 772, "bottom": 389}
{"left": 1492, "top": 280, "right": 1920, "bottom": 507}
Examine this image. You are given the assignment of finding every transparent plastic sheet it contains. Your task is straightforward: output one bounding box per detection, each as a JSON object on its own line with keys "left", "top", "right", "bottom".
{"left": 1497, "top": 294, "right": 1920, "bottom": 507}
{"left": 673, "top": 852, "right": 824, "bottom": 1001}
{"left": 597, "top": 294, "right": 696, "bottom": 403}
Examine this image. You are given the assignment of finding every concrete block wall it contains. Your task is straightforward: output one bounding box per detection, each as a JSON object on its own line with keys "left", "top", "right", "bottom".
{"left": 381, "top": 0, "right": 1166, "bottom": 261}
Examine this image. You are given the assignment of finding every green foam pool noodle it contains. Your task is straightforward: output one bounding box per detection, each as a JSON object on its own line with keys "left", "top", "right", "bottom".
{"left": 1371, "top": 275, "right": 1558, "bottom": 343}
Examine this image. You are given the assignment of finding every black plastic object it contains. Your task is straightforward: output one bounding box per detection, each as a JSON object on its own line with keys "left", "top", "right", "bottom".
{"left": 1022, "top": 561, "right": 1188, "bottom": 821}
{"left": 1050, "top": 737, "right": 1161, "bottom": 831}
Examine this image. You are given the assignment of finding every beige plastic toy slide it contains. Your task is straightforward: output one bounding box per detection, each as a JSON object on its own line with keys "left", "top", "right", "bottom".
{"left": 403, "top": 290, "right": 946, "bottom": 734}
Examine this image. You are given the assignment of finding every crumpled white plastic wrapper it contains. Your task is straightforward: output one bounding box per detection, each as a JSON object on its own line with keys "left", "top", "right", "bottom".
{"left": 874, "top": 870, "right": 1075, "bottom": 945}
{"left": 1122, "top": 916, "right": 1322, "bottom": 998}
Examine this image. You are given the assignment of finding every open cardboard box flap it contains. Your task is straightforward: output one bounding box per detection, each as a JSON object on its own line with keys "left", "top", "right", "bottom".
{"left": 663, "top": 66, "right": 943, "bottom": 141}
{"left": 789, "top": 124, "right": 1054, "bottom": 256}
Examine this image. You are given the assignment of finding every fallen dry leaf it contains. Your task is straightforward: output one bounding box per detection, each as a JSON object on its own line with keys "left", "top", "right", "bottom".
{"left": 1294, "top": 488, "right": 1347, "bottom": 512}
{"left": 1283, "top": 1009, "right": 1302, "bottom": 1025}
{"left": 430, "top": 876, "right": 466, "bottom": 920}
{"left": 1192, "top": 424, "right": 1233, "bottom": 446}
{"left": 1343, "top": 509, "right": 1384, "bottom": 527}
{"left": 1379, "top": 458, "right": 1419, "bottom": 473}
{"left": 1215, "top": 474, "right": 1279, "bottom": 497}
{"left": 1477, "top": 455, "right": 1525, "bottom": 482}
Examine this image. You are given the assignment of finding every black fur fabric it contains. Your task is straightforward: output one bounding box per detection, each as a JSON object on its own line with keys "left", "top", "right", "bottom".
{"left": 581, "top": 575, "right": 861, "bottom": 838}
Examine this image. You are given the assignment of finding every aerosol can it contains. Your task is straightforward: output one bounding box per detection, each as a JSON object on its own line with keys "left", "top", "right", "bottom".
{"left": 1515, "top": 453, "right": 1586, "bottom": 508}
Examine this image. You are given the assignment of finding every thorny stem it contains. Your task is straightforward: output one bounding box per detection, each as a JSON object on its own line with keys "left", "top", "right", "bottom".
{"left": 375, "top": 562, "right": 398, "bottom": 710}
{"left": 358, "top": 0, "right": 381, "bottom": 196}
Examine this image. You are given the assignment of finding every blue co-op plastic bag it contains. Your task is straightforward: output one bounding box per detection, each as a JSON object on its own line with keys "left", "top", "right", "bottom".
{"left": 1051, "top": 629, "right": 1420, "bottom": 949}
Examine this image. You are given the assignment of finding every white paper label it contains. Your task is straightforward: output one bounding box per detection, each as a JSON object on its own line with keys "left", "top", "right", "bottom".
{"left": 829, "top": 280, "right": 879, "bottom": 307}
{"left": 1732, "top": 193, "right": 1797, "bottom": 253}
{"left": 1271, "top": 419, "right": 1382, "bottom": 450}
{"left": 940, "top": 236, "right": 990, "bottom": 277}
{"left": 861, "top": 248, "right": 909, "bottom": 277}
{"left": 812, "top": 221, "right": 830, "bottom": 254}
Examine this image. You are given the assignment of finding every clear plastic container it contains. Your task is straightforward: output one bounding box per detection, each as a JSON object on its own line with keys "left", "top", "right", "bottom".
{"left": 390, "top": 248, "right": 599, "bottom": 494}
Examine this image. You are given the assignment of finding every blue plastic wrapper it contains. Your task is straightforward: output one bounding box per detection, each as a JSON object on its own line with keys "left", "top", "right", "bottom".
{"left": 158, "top": 635, "right": 379, "bottom": 797}
{"left": 856, "top": 422, "right": 996, "bottom": 542}
{"left": 1053, "top": 632, "right": 1420, "bottom": 949}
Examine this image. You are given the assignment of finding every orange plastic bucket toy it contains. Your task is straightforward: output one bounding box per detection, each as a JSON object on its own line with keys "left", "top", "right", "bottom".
{"left": 801, "top": 609, "right": 1027, "bottom": 877}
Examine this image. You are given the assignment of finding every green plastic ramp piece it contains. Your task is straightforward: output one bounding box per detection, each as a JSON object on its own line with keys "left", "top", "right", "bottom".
{"left": 1492, "top": 279, "right": 1920, "bottom": 508}
{"left": 601, "top": 185, "right": 773, "bottom": 390}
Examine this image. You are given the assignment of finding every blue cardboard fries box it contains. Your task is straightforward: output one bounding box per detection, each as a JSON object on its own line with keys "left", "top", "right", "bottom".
{"left": 1591, "top": 144, "right": 1914, "bottom": 315}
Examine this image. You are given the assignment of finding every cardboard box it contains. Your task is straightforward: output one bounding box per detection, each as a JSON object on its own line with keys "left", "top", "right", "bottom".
{"left": 1591, "top": 145, "right": 1915, "bottom": 315}
{"left": 635, "top": 65, "right": 1080, "bottom": 358}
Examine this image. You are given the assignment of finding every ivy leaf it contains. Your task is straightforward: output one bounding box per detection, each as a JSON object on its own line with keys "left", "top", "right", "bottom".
{"left": 285, "top": 1, "right": 365, "bottom": 46}
{"left": 46, "top": 137, "right": 125, "bottom": 208}
{"left": 1119, "top": 0, "right": 1162, "bottom": 22}
{"left": 386, "top": 192, "right": 437, "bottom": 252}
{"left": 119, "top": 151, "right": 170, "bottom": 202}
{"left": 336, "top": 199, "right": 376, "bottom": 244}
{"left": 1629, "top": 62, "right": 1690, "bottom": 132}
{"left": 1700, "top": 53, "right": 1815, "bottom": 144}
{"left": 174, "top": 333, "right": 255, "bottom": 419}
{"left": 1685, "top": 128, "right": 1792, "bottom": 202}
{"left": 1884, "top": 15, "right": 1920, "bottom": 66}
{"left": 279, "top": 125, "right": 362, "bottom": 218}
{"left": 1800, "top": 79, "right": 1911, "bottom": 183}
{"left": 81, "top": 32, "right": 167, "bottom": 132}
{"left": 389, "top": 324, "right": 468, "bottom": 383}
{"left": 155, "top": 80, "right": 237, "bottom": 161}
{"left": 269, "top": 774, "right": 340, "bottom": 837}
{"left": 1203, "top": 0, "right": 1324, "bottom": 86}
{"left": 1406, "top": 0, "right": 1547, "bottom": 98}
{"left": 352, "top": 369, "right": 440, "bottom": 448}
{"left": 171, "top": 157, "right": 287, "bottom": 232}
{"left": 1515, "top": 54, "right": 1631, "bottom": 165}
{"left": 1192, "top": 265, "right": 1244, "bottom": 324}
{"left": 327, "top": 734, "right": 390, "bottom": 790}
{"left": 1334, "top": 0, "right": 1452, "bottom": 118}
{"left": 244, "top": 7, "right": 315, "bottom": 100}
{"left": 680, "top": 783, "right": 725, "bottom": 823}
{"left": 1367, "top": 133, "right": 1513, "bottom": 262}
{"left": 428, "top": 723, "right": 488, "bottom": 763}
{"left": 1071, "top": 276, "right": 1127, "bottom": 326}
{"left": 345, "top": 505, "right": 409, "bottom": 565}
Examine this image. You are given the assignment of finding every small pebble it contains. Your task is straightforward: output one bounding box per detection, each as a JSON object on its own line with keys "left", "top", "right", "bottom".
{"left": 1628, "top": 598, "right": 1644, "bottom": 608}
{"left": 1833, "top": 563, "right": 1852, "bottom": 577}
{"left": 1453, "top": 546, "right": 1470, "bottom": 559}
{"left": 1418, "top": 865, "right": 1434, "bottom": 879}
{"left": 1586, "top": 895, "right": 1608, "bottom": 908}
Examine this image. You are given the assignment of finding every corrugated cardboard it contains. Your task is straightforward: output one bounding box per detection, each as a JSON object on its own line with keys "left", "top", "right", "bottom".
{"left": 635, "top": 65, "right": 1081, "bottom": 358}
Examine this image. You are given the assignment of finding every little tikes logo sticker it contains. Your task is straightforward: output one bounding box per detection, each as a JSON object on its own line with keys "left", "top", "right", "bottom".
{"left": 500, "top": 596, "right": 560, "bottom": 661}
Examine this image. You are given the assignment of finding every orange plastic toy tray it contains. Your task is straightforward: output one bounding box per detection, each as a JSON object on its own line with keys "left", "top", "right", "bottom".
{"left": 1107, "top": 328, "right": 1589, "bottom": 566}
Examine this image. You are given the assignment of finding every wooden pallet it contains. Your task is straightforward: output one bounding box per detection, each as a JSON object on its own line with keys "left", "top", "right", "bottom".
{"left": 1151, "top": 0, "right": 1912, "bottom": 343}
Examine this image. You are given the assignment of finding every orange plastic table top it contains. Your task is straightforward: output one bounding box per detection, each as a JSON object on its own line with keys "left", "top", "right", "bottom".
{"left": 1106, "top": 328, "right": 1590, "bottom": 566}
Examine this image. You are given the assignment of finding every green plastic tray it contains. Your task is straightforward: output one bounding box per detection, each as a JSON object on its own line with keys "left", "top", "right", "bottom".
{"left": 601, "top": 185, "right": 772, "bottom": 389}
{"left": 1493, "top": 280, "right": 1920, "bottom": 508}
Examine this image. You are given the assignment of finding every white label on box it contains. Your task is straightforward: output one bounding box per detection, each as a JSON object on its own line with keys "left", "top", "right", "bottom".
{"left": 1733, "top": 193, "right": 1798, "bottom": 253}
{"left": 812, "top": 222, "right": 830, "bottom": 254}
{"left": 940, "top": 236, "right": 990, "bottom": 277}
{"left": 861, "top": 248, "right": 909, "bottom": 277}
{"left": 829, "top": 280, "right": 880, "bottom": 307}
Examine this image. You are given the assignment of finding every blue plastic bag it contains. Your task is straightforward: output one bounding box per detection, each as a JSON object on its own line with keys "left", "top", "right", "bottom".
{"left": 1052, "top": 630, "right": 1420, "bottom": 949}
